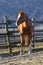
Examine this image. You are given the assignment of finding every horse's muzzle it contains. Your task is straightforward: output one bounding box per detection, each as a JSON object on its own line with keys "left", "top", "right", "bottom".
{"left": 15, "top": 22, "right": 17, "bottom": 26}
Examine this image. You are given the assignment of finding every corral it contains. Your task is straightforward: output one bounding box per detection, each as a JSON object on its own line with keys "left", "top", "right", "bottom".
{"left": 0, "top": 17, "right": 43, "bottom": 65}
{"left": 0, "top": 17, "right": 43, "bottom": 53}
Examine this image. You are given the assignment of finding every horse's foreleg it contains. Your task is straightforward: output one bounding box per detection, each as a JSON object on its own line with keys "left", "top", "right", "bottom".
{"left": 20, "top": 35, "right": 25, "bottom": 55}
{"left": 28, "top": 37, "right": 33, "bottom": 55}
{"left": 26, "top": 35, "right": 32, "bottom": 55}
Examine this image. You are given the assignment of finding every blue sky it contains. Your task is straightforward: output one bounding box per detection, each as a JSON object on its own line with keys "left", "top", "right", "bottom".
{"left": 0, "top": 0, "right": 43, "bottom": 22}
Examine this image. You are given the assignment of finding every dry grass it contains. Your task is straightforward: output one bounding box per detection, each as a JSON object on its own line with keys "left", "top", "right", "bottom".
{"left": 0, "top": 42, "right": 43, "bottom": 54}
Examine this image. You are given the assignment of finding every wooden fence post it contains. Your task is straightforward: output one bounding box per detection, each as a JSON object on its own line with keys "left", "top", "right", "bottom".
{"left": 31, "top": 18, "right": 35, "bottom": 48}
{"left": 4, "top": 16, "right": 12, "bottom": 53}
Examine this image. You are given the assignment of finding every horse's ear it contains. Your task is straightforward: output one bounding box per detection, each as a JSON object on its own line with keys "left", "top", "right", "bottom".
{"left": 18, "top": 10, "right": 23, "bottom": 14}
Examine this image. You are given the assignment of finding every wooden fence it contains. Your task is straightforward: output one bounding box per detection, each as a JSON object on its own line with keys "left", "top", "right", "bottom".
{"left": 0, "top": 17, "right": 43, "bottom": 53}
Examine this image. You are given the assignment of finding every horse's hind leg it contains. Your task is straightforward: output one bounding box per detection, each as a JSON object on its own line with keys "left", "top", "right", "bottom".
{"left": 20, "top": 35, "right": 25, "bottom": 55}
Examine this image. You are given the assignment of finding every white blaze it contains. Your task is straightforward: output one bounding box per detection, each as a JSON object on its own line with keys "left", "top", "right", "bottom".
{"left": 15, "top": 14, "right": 21, "bottom": 26}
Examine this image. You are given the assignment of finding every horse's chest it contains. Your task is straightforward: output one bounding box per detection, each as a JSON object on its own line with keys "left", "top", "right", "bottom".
{"left": 22, "top": 22, "right": 27, "bottom": 27}
{"left": 18, "top": 22, "right": 30, "bottom": 34}
{"left": 18, "top": 22, "right": 27, "bottom": 30}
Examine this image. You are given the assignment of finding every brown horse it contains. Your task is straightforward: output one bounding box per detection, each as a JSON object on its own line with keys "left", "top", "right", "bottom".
{"left": 16, "top": 10, "right": 34, "bottom": 55}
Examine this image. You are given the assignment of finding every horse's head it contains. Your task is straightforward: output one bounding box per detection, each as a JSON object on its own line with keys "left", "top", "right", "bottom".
{"left": 15, "top": 10, "right": 26, "bottom": 26}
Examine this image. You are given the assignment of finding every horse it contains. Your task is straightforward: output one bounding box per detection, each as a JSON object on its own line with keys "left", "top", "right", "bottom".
{"left": 16, "top": 10, "right": 34, "bottom": 55}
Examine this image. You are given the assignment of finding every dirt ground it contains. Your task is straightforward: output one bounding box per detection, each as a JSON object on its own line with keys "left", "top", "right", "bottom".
{"left": 0, "top": 50, "right": 43, "bottom": 65}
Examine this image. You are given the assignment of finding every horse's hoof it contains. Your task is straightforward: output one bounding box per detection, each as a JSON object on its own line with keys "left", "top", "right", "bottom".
{"left": 20, "top": 52, "right": 22, "bottom": 55}
{"left": 20, "top": 52, "right": 24, "bottom": 56}
{"left": 28, "top": 52, "right": 31, "bottom": 55}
